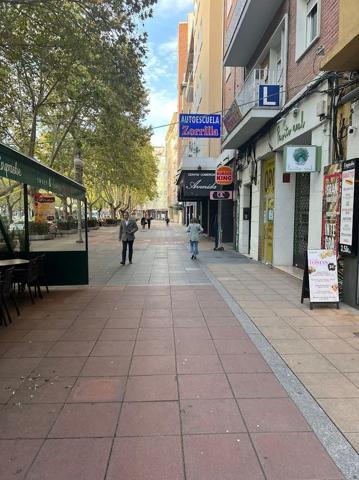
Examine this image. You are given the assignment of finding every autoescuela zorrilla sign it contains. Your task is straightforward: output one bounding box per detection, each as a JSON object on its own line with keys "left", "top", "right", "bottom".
{"left": 179, "top": 114, "right": 221, "bottom": 138}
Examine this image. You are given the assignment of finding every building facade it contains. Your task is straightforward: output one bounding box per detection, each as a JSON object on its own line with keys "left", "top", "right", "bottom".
{"left": 222, "top": 0, "right": 341, "bottom": 272}
{"left": 166, "top": 112, "right": 182, "bottom": 223}
{"left": 176, "top": 0, "right": 224, "bottom": 232}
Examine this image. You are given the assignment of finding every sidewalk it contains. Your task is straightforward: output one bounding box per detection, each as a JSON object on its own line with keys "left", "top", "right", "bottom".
{"left": 0, "top": 221, "right": 357, "bottom": 479}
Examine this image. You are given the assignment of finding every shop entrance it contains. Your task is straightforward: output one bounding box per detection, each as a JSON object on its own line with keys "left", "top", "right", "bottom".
{"left": 293, "top": 172, "right": 310, "bottom": 269}
{"left": 262, "top": 158, "right": 275, "bottom": 264}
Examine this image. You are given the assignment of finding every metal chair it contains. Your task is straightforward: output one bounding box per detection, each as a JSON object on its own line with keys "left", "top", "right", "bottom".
{"left": 0, "top": 267, "right": 19, "bottom": 326}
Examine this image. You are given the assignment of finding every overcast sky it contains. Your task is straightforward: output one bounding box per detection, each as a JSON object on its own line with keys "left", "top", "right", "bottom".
{"left": 144, "top": 0, "right": 193, "bottom": 146}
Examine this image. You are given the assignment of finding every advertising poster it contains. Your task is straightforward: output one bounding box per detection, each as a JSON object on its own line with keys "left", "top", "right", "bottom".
{"left": 321, "top": 164, "right": 341, "bottom": 253}
{"left": 308, "top": 249, "right": 339, "bottom": 304}
{"left": 284, "top": 145, "right": 321, "bottom": 173}
{"left": 34, "top": 194, "right": 55, "bottom": 223}
{"left": 339, "top": 159, "right": 359, "bottom": 255}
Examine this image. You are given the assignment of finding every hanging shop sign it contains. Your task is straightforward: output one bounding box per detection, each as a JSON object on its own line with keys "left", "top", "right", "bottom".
{"left": 321, "top": 164, "right": 341, "bottom": 254}
{"left": 34, "top": 193, "right": 56, "bottom": 223}
{"left": 210, "top": 191, "right": 233, "bottom": 200}
{"left": 258, "top": 84, "right": 280, "bottom": 107}
{"left": 179, "top": 114, "right": 221, "bottom": 138}
{"left": 178, "top": 171, "right": 218, "bottom": 200}
{"left": 283, "top": 145, "right": 321, "bottom": 173}
{"left": 303, "top": 249, "right": 339, "bottom": 308}
{"left": 215, "top": 166, "right": 233, "bottom": 185}
{"left": 339, "top": 158, "right": 359, "bottom": 256}
{"left": 223, "top": 100, "right": 242, "bottom": 134}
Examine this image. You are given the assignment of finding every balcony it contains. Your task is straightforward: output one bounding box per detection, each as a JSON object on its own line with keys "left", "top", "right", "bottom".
{"left": 224, "top": 0, "right": 285, "bottom": 67}
{"left": 222, "top": 68, "right": 282, "bottom": 149}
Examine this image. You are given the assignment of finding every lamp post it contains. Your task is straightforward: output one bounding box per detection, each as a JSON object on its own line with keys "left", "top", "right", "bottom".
{"left": 74, "top": 151, "right": 84, "bottom": 244}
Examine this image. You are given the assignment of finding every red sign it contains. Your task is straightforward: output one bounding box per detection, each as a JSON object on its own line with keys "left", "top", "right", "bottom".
{"left": 216, "top": 166, "right": 233, "bottom": 185}
{"left": 321, "top": 164, "right": 341, "bottom": 254}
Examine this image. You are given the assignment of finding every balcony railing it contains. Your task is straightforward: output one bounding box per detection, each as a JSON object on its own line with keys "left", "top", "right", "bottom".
{"left": 236, "top": 68, "right": 283, "bottom": 118}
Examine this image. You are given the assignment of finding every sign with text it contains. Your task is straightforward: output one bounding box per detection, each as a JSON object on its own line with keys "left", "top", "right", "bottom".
{"left": 339, "top": 158, "right": 359, "bottom": 255}
{"left": 178, "top": 171, "right": 218, "bottom": 200}
{"left": 210, "top": 191, "right": 233, "bottom": 200}
{"left": 284, "top": 145, "right": 321, "bottom": 173}
{"left": 321, "top": 164, "right": 341, "bottom": 254}
{"left": 307, "top": 249, "right": 339, "bottom": 304}
{"left": 215, "top": 166, "right": 233, "bottom": 185}
{"left": 179, "top": 114, "right": 221, "bottom": 138}
{"left": 34, "top": 193, "right": 56, "bottom": 223}
{"left": 258, "top": 84, "right": 280, "bottom": 107}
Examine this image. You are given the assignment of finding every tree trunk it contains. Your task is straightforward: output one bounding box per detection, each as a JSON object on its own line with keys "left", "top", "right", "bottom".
{"left": 89, "top": 205, "right": 93, "bottom": 220}
{"left": 6, "top": 197, "right": 13, "bottom": 224}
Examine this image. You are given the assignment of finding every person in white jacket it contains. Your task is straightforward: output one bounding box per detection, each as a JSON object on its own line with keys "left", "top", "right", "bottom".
{"left": 186, "top": 217, "right": 203, "bottom": 260}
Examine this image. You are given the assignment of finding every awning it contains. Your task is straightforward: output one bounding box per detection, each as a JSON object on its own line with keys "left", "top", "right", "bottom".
{"left": 0, "top": 143, "right": 86, "bottom": 200}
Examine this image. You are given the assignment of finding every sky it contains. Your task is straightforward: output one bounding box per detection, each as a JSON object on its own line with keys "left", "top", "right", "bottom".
{"left": 143, "top": 0, "right": 193, "bottom": 146}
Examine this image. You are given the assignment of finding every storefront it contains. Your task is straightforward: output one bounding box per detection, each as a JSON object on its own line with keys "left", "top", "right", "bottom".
{"left": 0, "top": 143, "right": 88, "bottom": 285}
{"left": 261, "top": 157, "right": 275, "bottom": 265}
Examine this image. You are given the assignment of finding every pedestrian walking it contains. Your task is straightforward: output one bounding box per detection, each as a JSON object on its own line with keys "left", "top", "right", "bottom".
{"left": 186, "top": 217, "right": 203, "bottom": 260}
{"left": 213, "top": 214, "right": 219, "bottom": 250}
{"left": 147, "top": 214, "right": 153, "bottom": 229}
{"left": 119, "top": 212, "right": 138, "bottom": 265}
{"left": 165, "top": 216, "right": 170, "bottom": 227}
{"left": 140, "top": 216, "right": 147, "bottom": 230}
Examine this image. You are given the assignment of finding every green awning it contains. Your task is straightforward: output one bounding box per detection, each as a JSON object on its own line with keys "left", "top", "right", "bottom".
{"left": 0, "top": 143, "right": 86, "bottom": 200}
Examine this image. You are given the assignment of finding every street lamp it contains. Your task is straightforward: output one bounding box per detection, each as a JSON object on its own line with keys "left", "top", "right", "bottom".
{"left": 74, "top": 152, "right": 84, "bottom": 244}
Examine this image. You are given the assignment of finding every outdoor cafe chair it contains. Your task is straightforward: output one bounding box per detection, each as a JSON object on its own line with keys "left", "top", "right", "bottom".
{"left": 0, "top": 267, "right": 19, "bottom": 326}
{"left": 13, "top": 258, "right": 42, "bottom": 304}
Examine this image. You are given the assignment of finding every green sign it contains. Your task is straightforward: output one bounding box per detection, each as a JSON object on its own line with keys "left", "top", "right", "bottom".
{"left": 284, "top": 145, "right": 321, "bottom": 173}
{"left": 0, "top": 143, "right": 85, "bottom": 200}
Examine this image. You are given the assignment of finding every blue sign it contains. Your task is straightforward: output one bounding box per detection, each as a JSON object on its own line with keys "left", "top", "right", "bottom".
{"left": 258, "top": 85, "right": 280, "bottom": 107}
{"left": 179, "top": 114, "right": 221, "bottom": 138}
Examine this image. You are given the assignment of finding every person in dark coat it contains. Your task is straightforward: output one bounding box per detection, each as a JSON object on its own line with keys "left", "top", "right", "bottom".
{"left": 147, "top": 214, "right": 153, "bottom": 229}
{"left": 140, "top": 216, "right": 146, "bottom": 230}
{"left": 119, "top": 212, "right": 138, "bottom": 265}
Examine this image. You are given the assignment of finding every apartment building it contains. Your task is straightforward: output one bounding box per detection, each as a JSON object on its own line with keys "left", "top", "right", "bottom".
{"left": 166, "top": 112, "right": 182, "bottom": 223}
{"left": 176, "top": 0, "right": 224, "bottom": 232}
{"left": 222, "top": 0, "right": 340, "bottom": 273}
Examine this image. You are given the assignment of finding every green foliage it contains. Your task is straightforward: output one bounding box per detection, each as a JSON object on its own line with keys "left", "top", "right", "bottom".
{"left": 0, "top": 0, "right": 158, "bottom": 207}
{"left": 28, "top": 221, "right": 49, "bottom": 235}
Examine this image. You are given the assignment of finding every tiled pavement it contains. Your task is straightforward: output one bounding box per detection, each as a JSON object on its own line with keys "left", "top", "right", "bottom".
{"left": 0, "top": 222, "right": 356, "bottom": 479}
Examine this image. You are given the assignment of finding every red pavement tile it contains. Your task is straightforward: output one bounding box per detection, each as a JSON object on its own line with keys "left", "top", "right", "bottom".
{"left": 107, "top": 436, "right": 184, "bottom": 480}
{"left": 173, "top": 317, "right": 207, "bottom": 328}
{"left": 137, "top": 327, "right": 173, "bottom": 340}
{"left": 0, "top": 329, "right": 29, "bottom": 341}
{"left": 181, "top": 398, "right": 246, "bottom": 434}
{"left": 125, "top": 375, "right": 178, "bottom": 401}
{"left": 220, "top": 354, "right": 272, "bottom": 373}
{"left": 31, "top": 357, "right": 86, "bottom": 377}
{"left": 209, "top": 326, "right": 247, "bottom": 339}
{"left": 205, "top": 317, "right": 239, "bottom": 326}
{"left": 178, "top": 374, "right": 233, "bottom": 399}
{"left": 238, "top": 398, "right": 311, "bottom": 432}
{"left": 0, "top": 403, "right": 62, "bottom": 438}
{"left": 183, "top": 434, "right": 265, "bottom": 480}
{"left": 67, "top": 377, "right": 126, "bottom": 402}
{"left": 176, "top": 338, "right": 217, "bottom": 355}
{"left": 134, "top": 339, "right": 174, "bottom": 356}
{"left": 49, "top": 402, "right": 121, "bottom": 437}
{"left": 23, "top": 330, "right": 66, "bottom": 342}
{"left": 81, "top": 356, "right": 131, "bottom": 376}
{"left": 142, "top": 309, "right": 172, "bottom": 318}
{"left": 252, "top": 432, "right": 343, "bottom": 479}
{"left": 177, "top": 355, "right": 223, "bottom": 374}
{"left": 117, "top": 401, "right": 180, "bottom": 436}
{"left": 105, "top": 317, "right": 141, "bottom": 328}
{"left": 91, "top": 340, "right": 135, "bottom": 356}
{"left": 0, "top": 439, "right": 43, "bottom": 480}
{"left": 0, "top": 358, "right": 41, "bottom": 378}
{"left": 71, "top": 317, "right": 108, "bottom": 329}
{"left": 3, "top": 342, "right": 54, "bottom": 358}
{"left": 174, "top": 327, "right": 211, "bottom": 340}
{"left": 130, "top": 355, "right": 176, "bottom": 375}
{"left": 99, "top": 328, "right": 137, "bottom": 341}
{"left": 0, "top": 378, "right": 23, "bottom": 403}
{"left": 26, "top": 438, "right": 112, "bottom": 480}
{"left": 214, "top": 339, "right": 258, "bottom": 355}
{"left": 110, "top": 309, "right": 142, "bottom": 319}
{"left": 46, "top": 341, "right": 95, "bottom": 357}
{"left": 60, "top": 328, "right": 102, "bottom": 341}
{"left": 228, "top": 373, "right": 288, "bottom": 398}
{"left": 13, "top": 376, "right": 75, "bottom": 404}
{"left": 140, "top": 317, "right": 173, "bottom": 328}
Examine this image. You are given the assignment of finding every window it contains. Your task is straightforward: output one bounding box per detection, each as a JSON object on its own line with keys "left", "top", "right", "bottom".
{"left": 306, "top": 1, "right": 318, "bottom": 45}
{"left": 296, "top": 0, "right": 320, "bottom": 60}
